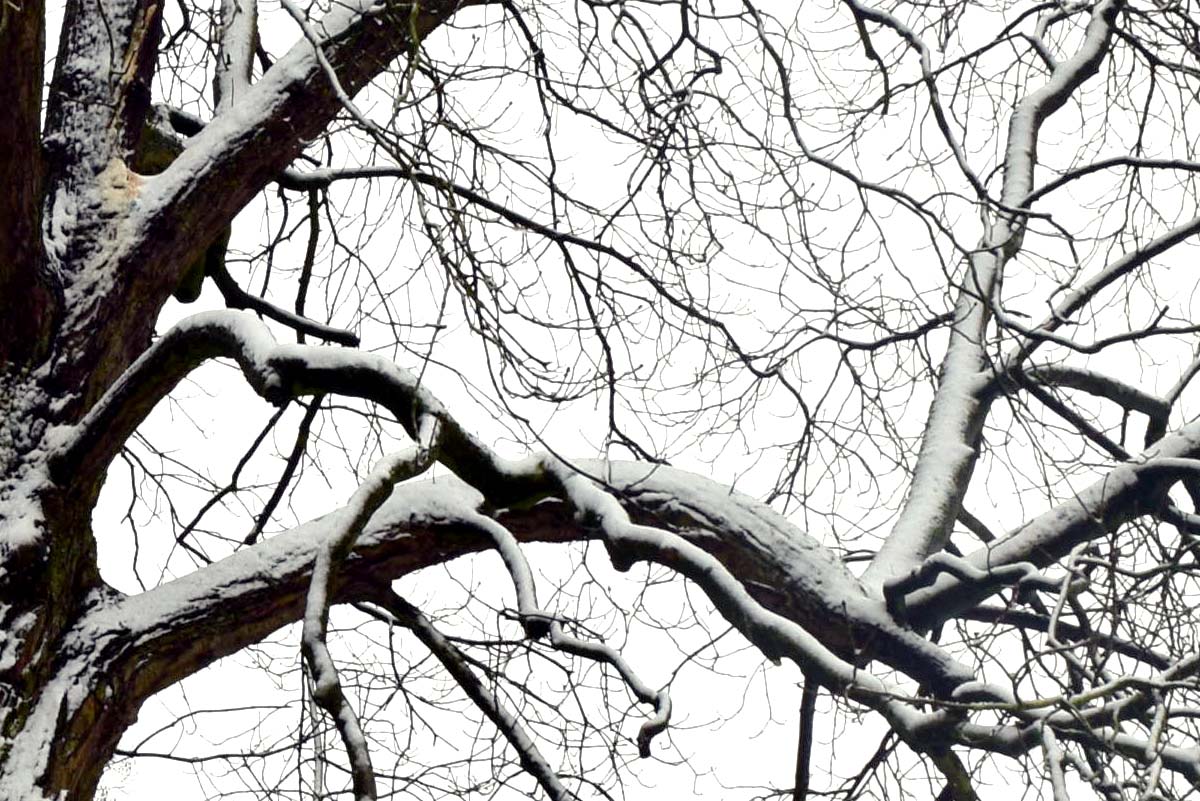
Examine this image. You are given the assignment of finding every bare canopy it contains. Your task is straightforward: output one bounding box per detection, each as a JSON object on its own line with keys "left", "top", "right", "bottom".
{"left": 2, "top": 0, "right": 1200, "bottom": 798}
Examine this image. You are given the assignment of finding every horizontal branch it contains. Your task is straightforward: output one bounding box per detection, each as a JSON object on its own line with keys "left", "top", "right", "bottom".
{"left": 957, "top": 605, "right": 1169, "bottom": 670}
{"left": 1024, "top": 155, "right": 1200, "bottom": 207}
{"left": 210, "top": 264, "right": 359, "bottom": 346}
{"left": 52, "top": 462, "right": 997, "bottom": 786}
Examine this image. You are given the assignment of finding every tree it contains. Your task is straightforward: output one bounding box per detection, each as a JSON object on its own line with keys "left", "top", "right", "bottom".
{"left": 4, "top": 0, "right": 1200, "bottom": 796}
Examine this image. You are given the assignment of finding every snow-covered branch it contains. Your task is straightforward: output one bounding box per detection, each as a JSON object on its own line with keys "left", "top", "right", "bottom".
{"left": 214, "top": 0, "right": 256, "bottom": 112}
{"left": 863, "top": 0, "right": 1123, "bottom": 586}
{"left": 58, "top": 0, "right": 475, "bottom": 396}
{"left": 884, "top": 552, "right": 1069, "bottom": 623}
{"left": 999, "top": 364, "right": 1170, "bottom": 423}
{"left": 907, "top": 421, "right": 1200, "bottom": 628}
{"left": 53, "top": 460, "right": 1001, "bottom": 793}
{"left": 51, "top": 310, "right": 541, "bottom": 505}
{"left": 301, "top": 425, "right": 439, "bottom": 801}
{"left": 540, "top": 459, "right": 988, "bottom": 732}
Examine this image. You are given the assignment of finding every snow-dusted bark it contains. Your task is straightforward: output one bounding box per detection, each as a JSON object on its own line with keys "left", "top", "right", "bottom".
{"left": 214, "top": 0, "right": 256, "bottom": 112}
{"left": 905, "top": 419, "right": 1200, "bottom": 628}
{"left": 863, "top": 0, "right": 1124, "bottom": 586}
{"left": 16, "top": 301, "right": 1200, "bottom": 797}
{"left": 0, "top": 0, "right": 481, "bottom": 789}
{"left": 41, "top": 0, "right": 469, "bottom": 414}
{"left": 8, "top": 0, "right": 1200, "bottom": 796}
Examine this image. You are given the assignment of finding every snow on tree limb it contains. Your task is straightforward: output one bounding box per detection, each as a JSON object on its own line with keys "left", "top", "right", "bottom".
{"left": 46, "top": 0, "right": 475, "bottom": 407}
{"left": 540, "top": 459, "right": 998, "bottom": 743}
{"left": 50, "top": 457, "right": 1007, "bottom": 794}
{"left": 125, "top": 0, "right": 468, "bottom": 280}
{"left": 302, "top": 429, "right": 440, "bottom": 801}
{"left": 998, "top": 364, "right": 1170, "bottom": 423}
{"left": 13, "top": 0, "right": 1200, "bottom": 794}
{"left": 214, "top": 0, "right": 256, "bottom": 113}
{"left": 906, "top": 423, "right": 1200, "bottom": 628}
{"left": 863, "top": 0, "right": 1123, "bottom": 586}
{"left": 51, "top": 310, "right": 543, "bottom": 505}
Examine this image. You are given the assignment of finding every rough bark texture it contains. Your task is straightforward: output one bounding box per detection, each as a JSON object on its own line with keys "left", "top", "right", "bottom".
{"left": 0, "top": 0, "right": 469, "bottom": 796}
{"left": 3, "top": 0, "right": 1199, "bottom": 798}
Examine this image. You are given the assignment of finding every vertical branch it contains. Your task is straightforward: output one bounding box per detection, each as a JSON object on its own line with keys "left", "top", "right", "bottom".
{"left": 793, "top": 677, "right": 818, "bottom": 801}
{"left": 214, "top": 0, "right": 257, "bottom": 111}
{"left": 930, "top": 750, "right": 979, "bottom": 801}
{"left": 244, "top": 396, "right": 322, "bottom": 545}
{"left": 45, "top": 0, "right": 164, "bottom": 192}
{"left": 301, "top": 416, "right": 440, "bottom": 800}
{"left": 864, "top": 0, "right": 1123, "bottom": 586}
{"left": 39, "top": 0, "right": 166, "bottom": 410}
{"left": 1042, "top": 727, "right": 1071, "bottom": 801}
{"left": 295, "top": 189, "right": 321, "bottom": 342}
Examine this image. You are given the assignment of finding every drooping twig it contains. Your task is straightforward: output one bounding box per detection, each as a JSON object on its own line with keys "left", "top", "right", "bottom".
{"left": 210, "top": 263, "right": 359, "bottom": 347}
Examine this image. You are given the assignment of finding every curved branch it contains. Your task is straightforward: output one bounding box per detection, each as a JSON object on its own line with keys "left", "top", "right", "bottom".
{"left": 301, "top": 425, "right": 439, "bottom": 801}
{"left": 907, "top": 421, "right": 1200, "bottom": 628}
{"left": 1024, "top": 155, "right": 1200, "bottom": 207}
{"left": 45, "top": 460, "right": 1002, "bottom": 797}
{"left": 55, "top": 312, "right": 988, "bottom": 702}
{"left": 51, "top": 310, "right": 544, "bottom": 506}
{"left": 210, "top": 263, "right": 359, "bottom": 347}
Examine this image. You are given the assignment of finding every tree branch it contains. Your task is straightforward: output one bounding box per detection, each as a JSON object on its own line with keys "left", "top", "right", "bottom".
{"left": 863, "top": 0, "right": 1123, "bottom": 586}
{"left": 930, "top": 750, "right": 979, "bottom": 801}
{"left": 302, "top": 428, "right": 439, "bottom": 801}
{"left": 363, "top": 592, "right": 581, "bottom": 801}
{"left": 210, "top": 263, "right": 359, "bottom": 347}
{"left": 55, "top": 0, "right": 474, "bottom": 408}
{"left": 51, "top": 310, "right": 539, "bottom": 505}
{"left": 214, "top": 0, "right": 256, "bottom": 112}
{"left": 1001, "top": 364, "right": 1169, "bottom": 422}
{"left": 1003, "top": 212, "right": 1200, "bottom": 369}
{"left": 907, "top": 420, "right": 1200, "bottom": 628}
{"left": 793, "top": 677, "right": 818, "bottom": 801}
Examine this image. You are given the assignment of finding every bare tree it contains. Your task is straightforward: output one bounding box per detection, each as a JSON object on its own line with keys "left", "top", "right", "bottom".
{"left": 4, "top": 0, "right": 1200, "bottom": 797}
